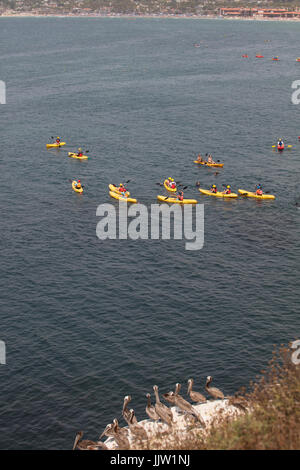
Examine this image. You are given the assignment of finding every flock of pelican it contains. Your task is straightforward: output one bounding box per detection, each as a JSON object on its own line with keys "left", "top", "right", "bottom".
{"left": 73, "top": 376, "right": 246, "bottom": 450}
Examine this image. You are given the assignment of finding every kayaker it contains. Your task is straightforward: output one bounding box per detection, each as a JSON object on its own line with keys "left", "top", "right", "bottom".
{"left": 77, "top": 148, "right": 83, "bottom": 157}
{"left": 207, "top": 154, "right": 215, "bottom": 164}
{"left": 255, "top": 184, "right": 263, "bottom": 196}
{"left": 56, "top": 137, "right": 61, "bottom": 144}
{"left": 277, "top": 139, "right": 284, "bottom": 148}
{"left": 166, "top": 177, "right": 172, "bottom": 187}
{"left": 223, "top": 185, "right": 232, "bottom": 195}
{"left": 177, "top": 191, "right": 184, "bottom": 201}
{"left": 197, "top": 154, "right": 203, "bottom": 162}
{"left": 170, "top": 178, "right": 176, "bottom": 189}
{"left": 210, "top": 184, "right": 217, "bottom": 193}
{"left": 76, "top": 180, "right": 82, "bottom": 189}
{"left": 118, "top": 183, "right": 127, "bottom": 193}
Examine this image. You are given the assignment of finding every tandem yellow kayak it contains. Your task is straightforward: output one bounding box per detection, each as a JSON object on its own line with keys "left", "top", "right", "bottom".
{"left": 68, "top": 152, "right": 88, "bottom": 160}
{"left": 108, "top": 184, "right": 130, "bottom": 197}
{"left": 199, "top": 189, "right": 238, "bottom": 198}
{"left": 46, "top": 142, "right": 66, "bottom": 148}
{"left": 72, "top": 181, "right": 83, "bottom": 193}
{"left": 109, "top": 191, "right": 137, "bottom": 203}
{"left": 164, "top": 179, "right": 177, "bottom": 192}
{"left": 194, "top": 160, "right": 224, "bottom": 168}
{"left": 157, "top": 195, "right": 198, "bottom": 204}
{"left": 238, "top": 189, "right": 275, "bottom": 199}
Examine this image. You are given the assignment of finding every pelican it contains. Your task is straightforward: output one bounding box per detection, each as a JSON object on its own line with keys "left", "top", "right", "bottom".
{"left": 174, "top": 383, "right": 206, "bottom": 426}
{"left": 187, "top": 378, "right": 207, "bottom": 403}
{"left": 145, "top": 393, "right": 160, "bottom": 421}
{"left": 73, "top": 431, "right": 105, "bottom": 450}
{"left": 99, "top": 423, "right": 114, "bottom": 440}
{"left": 113, "top": 418, "right": 129, "bottom": 438}
{"left": 112, "top": 418, "right": 130, "bottom": 449}
{"left": 153, "top": 385, "right": 173, "bottom": 426}
{"left": 122, "top": 395, "right": 137, "bottom": 425}
{"left": 162, "top": 391, "right": 176, "bottom": 405}
{"left": 205, "top": 376, "right": 224, "bottom": 399}
{"left": 128, "top": 409, "right": 148, "bottom": 440}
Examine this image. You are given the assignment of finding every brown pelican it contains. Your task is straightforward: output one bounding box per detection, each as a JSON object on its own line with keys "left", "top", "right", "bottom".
{"left": 174, "top": 383, "right": 206, "bottom": 427}
{"left": 73, "top": 431, "right": 105, "bottom": 450}
{"left": 128, "top": 409, "right": 148, "bottom": 440}
{"left": 205, "top": 376, "right": 224, "bottom": 399}
{"left": 145, "top": 393, "right": 160, "bottom": 421}
{"left": 162, "top": 391, "right": 176, "bottom": 405}
{"left": 113, "top": 418, "right": 129, "bottom": 438}
{"left": 112, "top": 418, "right": 130, "bottom": 449}
{"left": 99, "top": 423, "right": 114, "bottom": 440}
{"left": 187, "top": 378, "right": 207, "bottom": 403}
{"left": 122, "top": 395, "right": 137, "bottom": 425}
{"left": 153, "top": 385, "right": 173, "bottom": 426}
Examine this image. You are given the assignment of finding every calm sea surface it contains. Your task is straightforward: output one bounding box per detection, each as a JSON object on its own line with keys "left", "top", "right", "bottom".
{"left": 0, "top": 17, "right": 299, "bottom": 449}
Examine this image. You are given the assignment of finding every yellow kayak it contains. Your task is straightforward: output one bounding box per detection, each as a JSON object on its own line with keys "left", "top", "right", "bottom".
{"left": 72, "top": 180, "right": 83, "bottom": 193}
{"left": 108, "top": 184, "right": 130, "bottom": 197}
{"left": 164, "top": 179, "right": 177, "bottom": 192}
{"left": 157, "top": 195, "right": 198, "bottom": 204}
{"left": 68, "top": 152, "right": 88, "bottom": 160}
{"left": 109, "top": 191, "right": 137, "bottom": 203}
{"left": 199, "top": 189, "right": 238, "bottom": 198}
{"left": 194, "top": 160, "right": 224, "bottom": 168}
{"left": 238, "top": 189, "right": 275, "bottom": 199}
{"left": 46, "top": 142, "right": 66, "bottom": 148}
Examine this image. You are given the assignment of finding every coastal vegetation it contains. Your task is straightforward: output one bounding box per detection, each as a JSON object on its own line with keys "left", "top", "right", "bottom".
{"left": 2, "top": 0, "right": 300, "bottom": 16}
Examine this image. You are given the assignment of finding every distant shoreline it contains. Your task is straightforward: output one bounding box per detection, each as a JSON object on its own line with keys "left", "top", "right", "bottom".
{"left": 1, "top": 13, "right": 300, "bottom": 22}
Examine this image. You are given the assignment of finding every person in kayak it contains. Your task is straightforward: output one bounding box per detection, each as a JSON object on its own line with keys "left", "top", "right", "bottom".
{"left": 56, "top": 137, "right": 61, "bottom": 145}
{"left": 223, "top": 185, "right": 232, "bottom": 194}
{"left": 210, "top": 184, "right": 217, "bottom": 193}
{"left": 118, "top": 183, "right": 127, "bottom": 193}
{"left": 177, "top": 191, "right": 184, "bottom": 201}
{"left": 207, "top": 154, "right": 215, "bottom": 164}
{"left": 255, "top": 184, "right": 263, "bottom": 196}
{"left": 76, "top": 180, "right": 82, "bottom": 189}
{"left": 165, "top": 177, "right": 172, "bottom": 187}
{"left": 197, "top": 154, "right": 203, "bottom": 162}
{"left": 77, "top": 148, "right": 83, "bottom": 157}
{"left": 170, "top": 178, "right": 176, "bottom": 189}
{"left": 277, "top": 139, "right": 284, "bottom": 148}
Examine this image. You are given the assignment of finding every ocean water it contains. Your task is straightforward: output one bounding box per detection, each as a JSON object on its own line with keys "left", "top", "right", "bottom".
{"left": 0, "top": 17, "right": 299, "bottom": 449}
